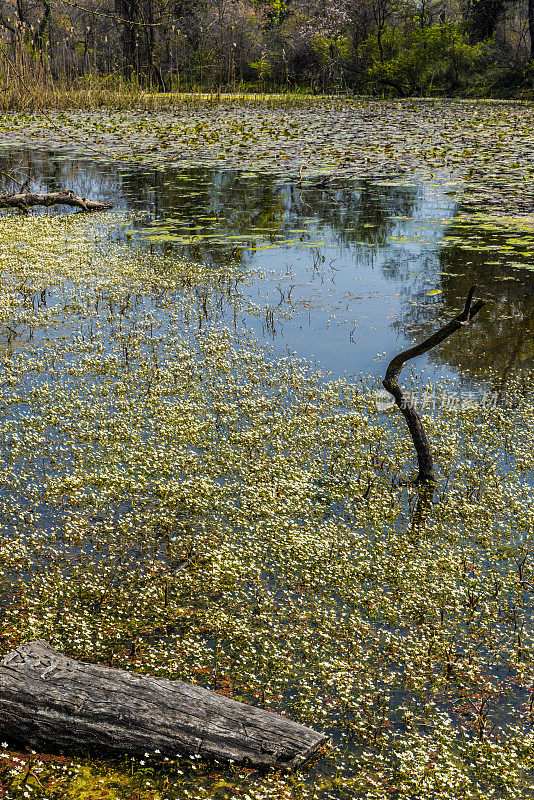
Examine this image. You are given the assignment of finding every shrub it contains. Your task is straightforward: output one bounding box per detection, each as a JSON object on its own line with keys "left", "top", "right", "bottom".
{"left": 362, "top": 24, "right": 488, "bottom": 96}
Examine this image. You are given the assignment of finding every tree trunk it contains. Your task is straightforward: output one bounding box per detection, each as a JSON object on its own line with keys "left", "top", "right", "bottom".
{"left": 0, "top": 640, "right": 325, "bottom": 771}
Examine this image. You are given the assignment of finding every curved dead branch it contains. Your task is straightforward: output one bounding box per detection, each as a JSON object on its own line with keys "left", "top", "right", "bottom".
{"left": 0, "top": 189, "right": 113, "bottom": 213}
{"left": 383, "top": 287, "right": 485, "bottom": 484}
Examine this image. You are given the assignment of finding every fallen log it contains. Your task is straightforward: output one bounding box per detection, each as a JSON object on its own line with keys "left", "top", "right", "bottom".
{"left": 0, "top": 189, "right": 113, "bottom": 213}
{"left": 0, "top": 640, "right": 325, "bottom": 771}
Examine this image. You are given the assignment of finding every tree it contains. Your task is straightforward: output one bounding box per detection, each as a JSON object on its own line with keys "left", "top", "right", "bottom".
{"left": 529, "top": 0, "right": 534, "bottom": 66}
{"left": 466, "top": 0, "right": 508, "bottom": 42}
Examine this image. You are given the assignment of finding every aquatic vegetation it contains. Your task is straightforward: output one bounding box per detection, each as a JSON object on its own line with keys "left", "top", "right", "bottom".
{"left": 0, "top": 99, "right": 532, "bottom": 215}
{"left": 443, "top": 213, "right": 534, "bottom": 271}
{"left": 2, "top": 99, "right": 532, "bottom": 385}
{"left": 0, "top": 211, "right": 533, "bottom": 799}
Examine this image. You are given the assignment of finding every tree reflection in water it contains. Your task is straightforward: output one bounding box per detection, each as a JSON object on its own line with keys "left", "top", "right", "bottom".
{"left": 2, "top": 146, "right": 530, "bottom": 386}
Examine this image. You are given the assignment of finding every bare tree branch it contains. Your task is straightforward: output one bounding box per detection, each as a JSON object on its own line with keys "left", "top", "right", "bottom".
{"left": 383, "top": 287, "right": 485, "bottom": 484}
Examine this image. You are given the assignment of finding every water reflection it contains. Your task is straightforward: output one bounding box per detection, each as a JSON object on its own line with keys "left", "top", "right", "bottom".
{"left": 402, "top": 216, "right": 534, "bottom": 384}
{"left": 0, "top": 146, "right": 531, "bottom": 383}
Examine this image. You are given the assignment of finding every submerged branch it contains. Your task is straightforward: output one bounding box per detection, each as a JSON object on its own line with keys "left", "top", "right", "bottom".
{"left": 0, "top": 189, "right": 113, "bottom": 213}
{"left": 383, "top": 287, "right": 485, "bottom": 484}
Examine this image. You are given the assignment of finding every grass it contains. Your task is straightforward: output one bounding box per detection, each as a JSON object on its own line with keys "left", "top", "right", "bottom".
{"left": 0, "top": 51, "right": 351, "bottom": 112}
{"left": 0, "top": 81, "right": 353, "bottom": 112}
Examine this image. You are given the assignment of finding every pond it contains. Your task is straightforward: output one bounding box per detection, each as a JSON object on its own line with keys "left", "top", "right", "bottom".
{"left": 0, "top": 101, "right": 533, "bottom": 800}
{"left": 1, "top": 145, "right": 532, "bottom": 384}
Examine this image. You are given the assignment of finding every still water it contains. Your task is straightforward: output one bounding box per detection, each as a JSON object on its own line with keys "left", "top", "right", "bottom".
{"left": 2, "top": 147, "right": 532, "bottom": 384}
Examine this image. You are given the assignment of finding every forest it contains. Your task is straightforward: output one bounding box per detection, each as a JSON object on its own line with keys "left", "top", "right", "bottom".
{"left": 0, "top": 0, "right": 533, "bottom": 97}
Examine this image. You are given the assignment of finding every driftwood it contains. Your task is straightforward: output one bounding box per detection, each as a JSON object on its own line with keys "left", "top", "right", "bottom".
{"left": 0, "top": 189, "right": 113, "bottom": 213}
{"left": 0, "top": 640, "right": 325, "bottom": 771}
{"left": 383, "top": 286, "right": 485, "bottom": 484}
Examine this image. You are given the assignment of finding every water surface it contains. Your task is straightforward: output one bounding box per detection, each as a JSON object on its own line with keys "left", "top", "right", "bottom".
{"left": 1, "top": 147, "right": 532, "bottom": 384}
